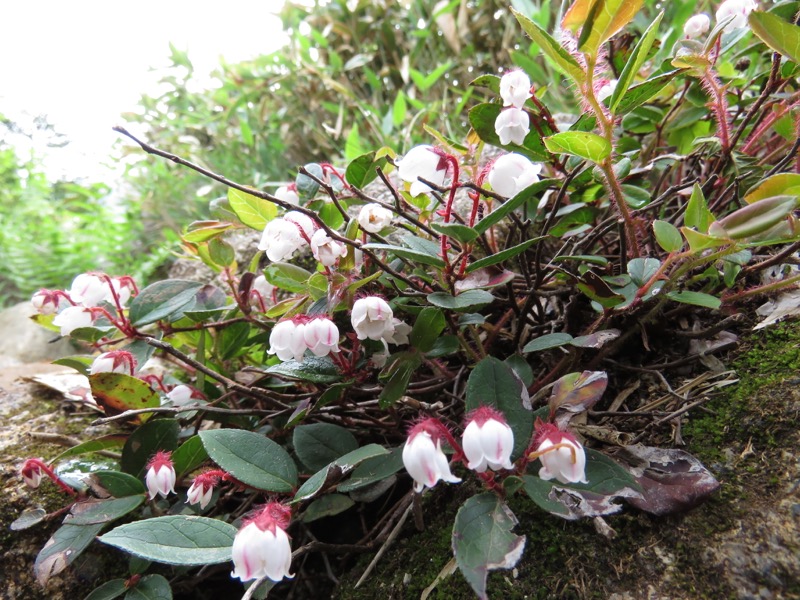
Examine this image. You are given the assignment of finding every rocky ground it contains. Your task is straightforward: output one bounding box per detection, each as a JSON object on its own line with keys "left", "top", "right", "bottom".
{"left": 1, "top": 301, "right": 798, "bottom": 600}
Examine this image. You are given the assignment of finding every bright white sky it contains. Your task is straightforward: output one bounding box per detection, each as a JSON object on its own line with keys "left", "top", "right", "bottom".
{"left": 0, "top": 1, "right": 288, "bottom": 182}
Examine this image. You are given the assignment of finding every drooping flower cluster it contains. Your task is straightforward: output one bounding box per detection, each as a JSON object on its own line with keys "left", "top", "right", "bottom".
{"left": 268, "top": 316, "right": 340, "bottom": 362}
{"left": 487, "top": 153, "right": 543, "bottom": 198}
{"left": 495, "top": 70, "right": 531, "bottom": 146}
{"left": 231, "top": 503, "right": 294, "bottom": 583}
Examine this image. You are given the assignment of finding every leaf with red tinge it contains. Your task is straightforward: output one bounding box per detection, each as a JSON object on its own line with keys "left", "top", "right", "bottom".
{"left": 35, "top": 522, "right": 104, "bottom": 586}
{"left": 89, "top": 373, "right": 160, "bottom": 423}
{"left": 612, "top": 445, "right": 720, "bottom": 515}
{"left": 549, "top": 371, "right": 608, "bottom": 428}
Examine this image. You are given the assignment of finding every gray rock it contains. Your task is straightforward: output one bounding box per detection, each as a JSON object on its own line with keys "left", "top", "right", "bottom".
{"left": 0, "top": 303, "right": 73, "bottom": 365}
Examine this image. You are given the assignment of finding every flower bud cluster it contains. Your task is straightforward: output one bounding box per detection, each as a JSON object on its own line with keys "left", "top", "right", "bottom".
{"left": 495, "top": 70, "right": 532, "bottom": 146}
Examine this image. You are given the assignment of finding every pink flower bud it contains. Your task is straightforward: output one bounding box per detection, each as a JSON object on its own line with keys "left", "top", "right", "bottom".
{"left": 231, "top": 503, "right": 294, "bottom": 582}
{"left": 274, "top": 185, "right": 300, "bottom": 206}
{"left": 499, "top": 69, "right": 532, "bottom": 109}
{"left": 488, "top": 153, "right": 542, "bottom": 198}
{"left": 90, "top": 350, "right": 137, "bottom": 375}
{"left": 462, "top": 406, "right": 515, "bottom": 473}
{"left": 402, "top": 419, "right": 462, "bottom": 492}
{"left": 268, "top": 319, "right": 308, "bottom": 362}
{"left": 31, "top": 289, "right": 63, "bottom": 315}
{"left": 20, "top": 459, "right": 44, "bottom": 489}
{"left": 145, "top": 451, "right": 176, "bottom": 500}
{"left": 302, "top": 317, "right": 340, "bottom": 357}
{"left": 397, "top": 145, "right": 448, "bottom": 197}
{"left": 533, "top": 424, "right": 587, "bottom": 484}
{"left": 52, "top": 306, "right": 95, "bottom": 336}
{"left": 494, "top": 107, "right": 530, "bottom": 146}
{"left": 186, "top": 478, "right": 215, "bottom": 510}
{"left": 351, "top": 297, "right": 394, "bottom": 341}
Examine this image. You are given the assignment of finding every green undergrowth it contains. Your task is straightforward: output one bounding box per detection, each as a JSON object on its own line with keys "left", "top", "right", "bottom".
{"left": 335, "top": 320, "right": 800, "bottom": 599}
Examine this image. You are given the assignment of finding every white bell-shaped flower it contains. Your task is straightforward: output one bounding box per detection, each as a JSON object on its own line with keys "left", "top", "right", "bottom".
{"left": 534, "top": 425, "right": 588, "bottom": 485}
{"left": 268, "top": 320, "right": 308, "bottom": 362}
{"left": 357, "top": 203, "right": 393, "bottom": 233}
{"left": 310, "top": 229, "right": 347, "bottom": 267}
{"left": 488, "top": 153, "right": 542, "bottom": 198}
{"left": 52, "top": 306, "right": 95, "bottom": 336}
{"left": 231, "top": 503, "right": 294, "bottom": 583}
{"left": 716, "top": 0, "right": 757, "bottom": 33}
{"left": 402, "top": 420, "right": 462, "bottom": 492}
{"left": 90, "top": 350, "right": 137, "bottom": 376}
{"left": 494, "top": 108, "right": 530, "bottom": 146}
{"left": 462, "top": 406, "right": 515, "bottom": 473}
{"left": 351, "top": 297, "right": 395, "bottom": 341}
{"left": 274, "top": 185, "right": 300, "bottom": 206}
{"left": 499, "top": 69, "right": 532, "bottom": 109}
{"left": 684, "top": 13, "right": 711, "bottom": 37}
{"left": 145, "top": 451, "right": 176, "bottom": 500}
{"left": 397, "top": 145, "right": 448, "bottom": 196}
{"left": 303, "top": 317, "right": 340, "bottom": 357}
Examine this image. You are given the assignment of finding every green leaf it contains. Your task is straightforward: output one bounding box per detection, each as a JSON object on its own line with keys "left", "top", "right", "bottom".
{"left": 548, "top": 371, "right": 608, "bottom": 416}
{"left": 466, "top": 238, "right": 540, "bottom": 273}
{"left": 338, "top": 447, "right": 404, "bottom": 492}
{"left": 681, "top": 226, "right": 728, "bottom": 253}
{"left": 218, "top": 321, "right": 251, "bottom": 360}
{"left": 511, "top": 8, "right": 584, "bottom": 83}
{"left": 469, "top": 74, "right": 501, "bottom": 93}
{"left": 264, "top": 356, "right": 342, "bottom": 384}
{"left": 345, "top": 151, "right": 389, "bottom": 188}
{"left": 522, "top": 333, "right": 574, "bottom": 353}
{"left": 35, "top": 523, "right": 105, "bottom": 586}
{"left": 474, "top": 179, "right": 556, "bottom": 234}
{"left": 652, "top": 220, "right": 683, "bottom": 252}
{"left": 52, "top": 355, "right": 92, "bottom": 376}
{"left": 626, "top": 257, "right": 661, "bottom": 287}
{"left": 362, "top": 243, "right": 446, "bottom": 268}
{"left": 293, "top": 444, "right": 390, "bottom": 502}
{"left": 128, "top": 280, "right": 204, "bottom": 327}
{"left": 89, "top": 373, "right": 160, "bottom": 423}
{"left": 544, "top": 132, "right": 611, "bottom": 162}
{"left": 409, "top": 307, "right": 447, "bottom": 353}
{"left": 523, "top": 448, "right": 640, "bottom": 519}
{"left": 121, "top": 419, "right": 180, "bottom": 479}
{"left": 452, "top": 494, "right": 526, "bottom": 600}
{"left": 199, "top": 429, "right": 298, "bottom": 492}
{"left": 263, "top": 262, "right": 312, "bottom": 293}
{"left": 182, "top": 221, "right": 234, "bottom": 243}
{"left": 85, "top": 579, "right": 128, "bottom": 600}
{"left": 64, "top": 496, "right": 144, "bottom": 526}
{"left": 614, "top": 69, "right": 685, "bottom": 115}
{"left": 427, "top": 290, "right": 494, "bottom": 311}
{"left": 302, "top": 494, "right": 355, "bottom": 522}
{"left": 466, "top": 357, "right": 532, "bottom": 459}
{"left": 609, "top": 11, "right": 664, "bottom": 113}
{"left": 51, "top": 434, "right": 127, "bottom": 464}
{"left": 125, "top": 574, "right": 173, "bottom": 600}
{"left": 431, "top": 223, "right": 480, "bottom": 244}
{"left": 207, "top": 238, "right": 235, "bottom": 268}
{"left": 345, "top": 123, "right": 366, "bottom": 162}
{"left": 87, "top": 471, "right": 146, "bottom": 497}
{"left": 171, "top": 436, "right": 209, "bottom": 478}
{"left": 99, "top": 516, "right": 237, "bottom": 566}
{"left": 296, "top": 163, "right": 323, "bottom": 199}
{"left": 379, "top": 351, "right": 422, "bottom": 408}
{"left": 749, "top": 11, "right": 800, "bottom": 64}
{"left": 666, "top": 291, "right": 721, "bottom": 309}
{"left": 293, "top": 423, "right": 359, "bottom": 472}
{"left": 684, "top": 183, "right": 715, "bottom": 233}
{"left": 744, "top": 173, "right": 800, "bottom": 204}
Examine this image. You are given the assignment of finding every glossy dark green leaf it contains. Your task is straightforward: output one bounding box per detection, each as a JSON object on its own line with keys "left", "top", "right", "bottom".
{"left": 409, "top": 307, "right": 446, "bottom": 352}
{"left": 171, "top": 436, "right": 209, "bottom": 478}
{"left": 199, "top": 429, "right": 298, "bottom": 492}
{"left": 522, "top": 333, "right": 574, "bottom": 353}
{"left": 293, "top": 444, "right": 390, "bottom": 502}
{"left": 474, "top": 179, "right": 555, "bottom": 234}
{"left": 466, "top": 357, "right": 532, "bottom": 458}
{"left": 99, "top": 516, "right": 237, "bottom": 565}
{"left": 125, "top": 574, "right": 173, "bottom": 600}
{"left": 427, "top": 290, "right": 494, "bottom": 311}
{"left": 51, "top": 434, "right": 127, "bottom": 463}
{"left": 653, "top": 220, "right": 683, "bottom": 252}
{"left": 64, "top": 496, "right": 144, "bottom": 525}
{"left": 362, "top": 243, "right": 446, "bottom": 268}
{"left": 265, "top": 356, "right": 342, "bottom": 384}
{"left": 263, "top": 262, "right": 312, "bottom": 293}
{"left": 431, "top": 223, "right": 480, "bottom": 243}
{"left": 293, "top": 423, "right": 359, "bottom": 472}
{"left": 466, "top": 238, "right": 541, "bottom": 272}
{"left": 301, "top": 494, "right": 355, "bottom": 522}
{"left": 749, "top": 11, "right": 800, "bottom": 63}
{"left": 121, "top": 419, "right": 180, "bottom": 479}
{"left": 84, "top": 579, "right": 127, "bottom": 600}
{"left": 666, "top": 291, "right": 721, "bottom": 309}
{"left": 338, "top": 446, "right": 404, "bottom": 492}
{"left": 86, "top": 471, "right": 146, "bottom": 498}
{"left": 128, "top": 280, "right": 204, "bottom": 327}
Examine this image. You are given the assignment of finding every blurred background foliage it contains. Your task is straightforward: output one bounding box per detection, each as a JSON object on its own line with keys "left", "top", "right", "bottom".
{"left": 0, "top": 0, "right": 733, "bottom": 306}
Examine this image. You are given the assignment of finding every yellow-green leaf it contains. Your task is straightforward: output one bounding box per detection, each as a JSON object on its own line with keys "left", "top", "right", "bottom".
{"left": 543, "top": 132, "right": 611, "bottom": 162}
{"left": 227, "top": 188, "right": 278, "bottom": 230}
{"left": 749, "top": 11, "right": 800, "bottom": 64}
{"left": 512, "top": 8, "right": 585, "bottom": 84}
